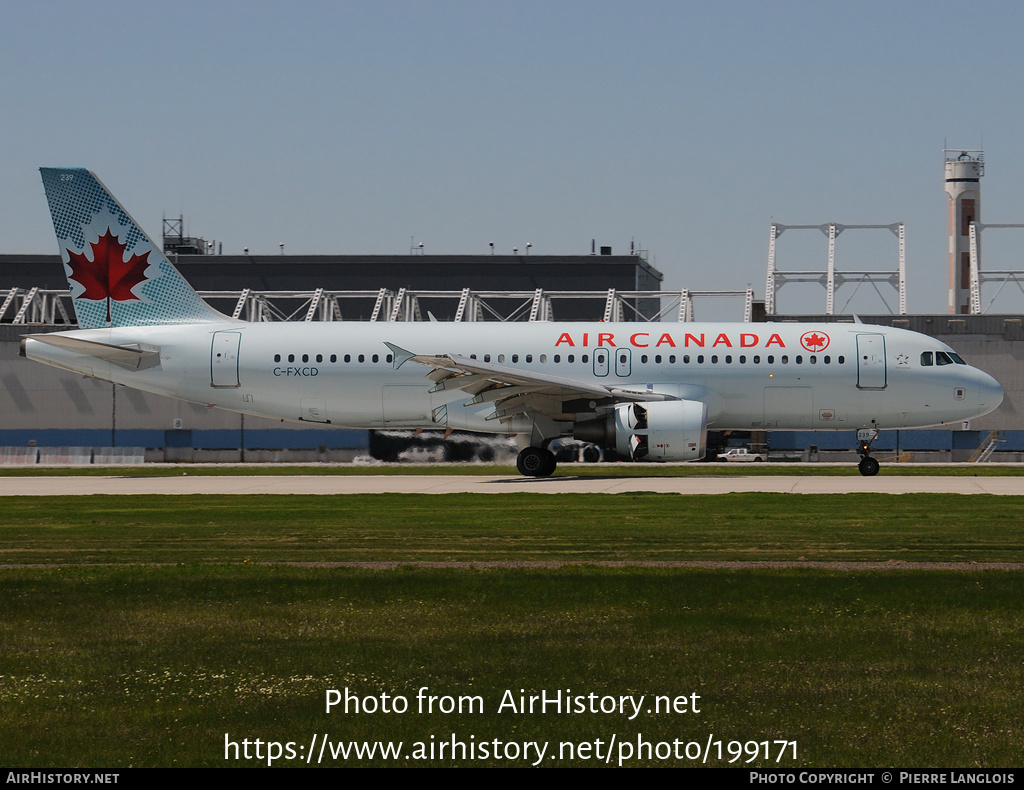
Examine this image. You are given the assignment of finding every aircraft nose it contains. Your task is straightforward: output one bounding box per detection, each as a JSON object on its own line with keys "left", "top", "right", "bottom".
{"left": 976, "top": 368, "right": 1004, "bottom": 414}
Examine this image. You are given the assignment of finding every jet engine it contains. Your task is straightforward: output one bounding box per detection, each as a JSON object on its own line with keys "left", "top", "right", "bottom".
{"left": 573, "top": 400, "right": 708, "bottom": 462}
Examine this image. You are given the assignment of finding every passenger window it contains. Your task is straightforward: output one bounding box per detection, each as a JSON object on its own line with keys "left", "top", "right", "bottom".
{"left": 669, "top": 355, "right": 676, "bottom": 363}
{"left": 512, "top": 354, "right": 519, "bottom": 363}
{"left": 484, "top": 354, "right": 491, "bottom": 362}
{"left": 330, "top": 354, "right": 337, "bottom": 363}
{"left": 921, "top": 352, "right": 933, "bottom": 367}
{"left": 554, "top": 355, "right": 560, "bottom": 363}
{"left": 274, "top": 354, "right": 281, "bottom": 362}
{"left": 302, "top": 354, "right": 309, "bottom": 363}
{"left": 655, "top": 355, "right": 662, "bottom": 364}
{"left": 568, "top": 354, "right": 575, "bottom": 363}
{"left": 316, "top": 354, "right": 323, "bottom": 363}
{"left": 372, "top": 354, "right": 379, "bottom": 363}
{"left": 344, "top": 354, "right": 351, "bottom": 363}
{"left": 358, "top": 354, "right": 365, "bottom": 363}
{"left": 640, "top": 354, "right": 648, "bottom": 363}
{"left": 288, "top": 354, "right": 295, "bottom": 363}
{"left": 525, "top": 354, "right": 532, "bottom": 363}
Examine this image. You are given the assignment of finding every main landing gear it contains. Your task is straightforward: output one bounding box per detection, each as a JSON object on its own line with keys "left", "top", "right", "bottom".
{"left": 517, "top": 446, "right": 557, "bottom": 477}
{"left": 856, "top": 428, "right": 880, "bottom": 477}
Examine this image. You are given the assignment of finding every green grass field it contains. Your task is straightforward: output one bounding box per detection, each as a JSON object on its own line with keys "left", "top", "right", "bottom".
{"left": 2, "top": 493, "right": 1023, "bottom": 565}
{"left": 1, "top": 493, "right": 1022, "bottom": 767}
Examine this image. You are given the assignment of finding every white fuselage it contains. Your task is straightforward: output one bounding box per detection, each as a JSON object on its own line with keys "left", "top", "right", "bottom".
{"left": 22, "top": 320, "right": 1004, "bottom": 439}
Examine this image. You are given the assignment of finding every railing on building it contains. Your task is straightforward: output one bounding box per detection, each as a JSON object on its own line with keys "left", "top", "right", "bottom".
{"left": 967, "top": 223, "right": 1024, "bottom": 314}
{"left": 0, "top": 287, "right": 756, "bottom": 325}
{"left": 766, "top": 222, "right": 906, "bottom": 316}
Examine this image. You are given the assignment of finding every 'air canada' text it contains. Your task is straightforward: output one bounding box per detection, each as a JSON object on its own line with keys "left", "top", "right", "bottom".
{"left": 554, "top": 332, "right": 787, "bottom": 349}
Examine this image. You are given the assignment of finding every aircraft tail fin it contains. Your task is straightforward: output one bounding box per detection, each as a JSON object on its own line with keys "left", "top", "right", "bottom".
{"left": 39, "top": 168, "right": 224, "bottom": 329}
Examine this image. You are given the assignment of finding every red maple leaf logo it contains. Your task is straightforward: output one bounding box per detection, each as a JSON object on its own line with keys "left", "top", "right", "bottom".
{"left": 800, "top": 331, "right": 830, "bottom": 352}
{"left": 66, "top": 230, "right": 151, "bottom": 322}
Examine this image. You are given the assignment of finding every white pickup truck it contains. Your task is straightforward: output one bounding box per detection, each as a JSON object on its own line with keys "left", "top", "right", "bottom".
{"left": 716, "top": 448, "right": 767, "bottom": 462}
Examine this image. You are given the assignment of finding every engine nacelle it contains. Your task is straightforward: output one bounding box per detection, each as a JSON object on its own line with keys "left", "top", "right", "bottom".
{"left": 574, "top": 399, "right": 708, "bottom": 462}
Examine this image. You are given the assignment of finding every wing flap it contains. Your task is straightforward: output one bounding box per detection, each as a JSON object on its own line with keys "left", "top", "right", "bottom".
{"left": 387, "top": 344, "right": 676, "bottom": 424}
{"left": 406, "top": 352, "right": 618, "bottom": 399}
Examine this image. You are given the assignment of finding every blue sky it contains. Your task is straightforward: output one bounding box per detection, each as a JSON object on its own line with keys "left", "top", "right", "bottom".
{"left": 4, "top": 0, "right": 1023, "bottom": 314}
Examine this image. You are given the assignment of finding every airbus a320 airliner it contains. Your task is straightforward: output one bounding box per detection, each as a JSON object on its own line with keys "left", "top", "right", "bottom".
{"left": 22, "top": 169, "right": 1004, "bottom": 476}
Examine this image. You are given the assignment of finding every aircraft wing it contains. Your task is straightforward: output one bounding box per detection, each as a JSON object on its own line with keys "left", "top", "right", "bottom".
{"left": 387, "top": 343, "right": 674, "bottom": 423}
{"left": 24, "top": 334, "right": 161, "bottom": 371}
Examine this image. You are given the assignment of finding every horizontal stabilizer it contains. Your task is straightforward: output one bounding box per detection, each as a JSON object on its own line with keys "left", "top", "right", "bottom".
{"left": 25, "top": 334, "right": 161, "bottom": 371}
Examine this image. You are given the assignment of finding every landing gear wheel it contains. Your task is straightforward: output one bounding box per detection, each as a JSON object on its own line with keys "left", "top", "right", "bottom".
{"left": 855, "top": 427, "right": 881, "bottom": 477}
{"left": 517, "top": 447, "right": 557, "bottom": 477}
{"left": 858, "top": 457, "right": 880, "bottom": 477}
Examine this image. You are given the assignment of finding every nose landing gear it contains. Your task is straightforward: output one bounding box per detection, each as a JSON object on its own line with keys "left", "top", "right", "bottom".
{"left": 857, "top": 456, "right": 880, "bottom": 476}
{"left": 856, "top": 428, "right": 880, "bottom": 476}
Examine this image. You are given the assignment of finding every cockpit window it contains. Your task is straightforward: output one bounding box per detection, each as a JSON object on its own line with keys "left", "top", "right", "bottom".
{"left": 922, "top": 350, "right": 968, "bottom": 368}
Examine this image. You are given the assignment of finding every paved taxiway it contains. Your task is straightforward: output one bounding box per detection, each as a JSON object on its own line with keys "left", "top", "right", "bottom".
{"left": 1, "top": 474, "right": 1023, "bottom": 495}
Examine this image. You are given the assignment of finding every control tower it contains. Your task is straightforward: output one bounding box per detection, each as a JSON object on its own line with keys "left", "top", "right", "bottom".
{"left": 944, "top": 149, "right": 984, "bottom": 314}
